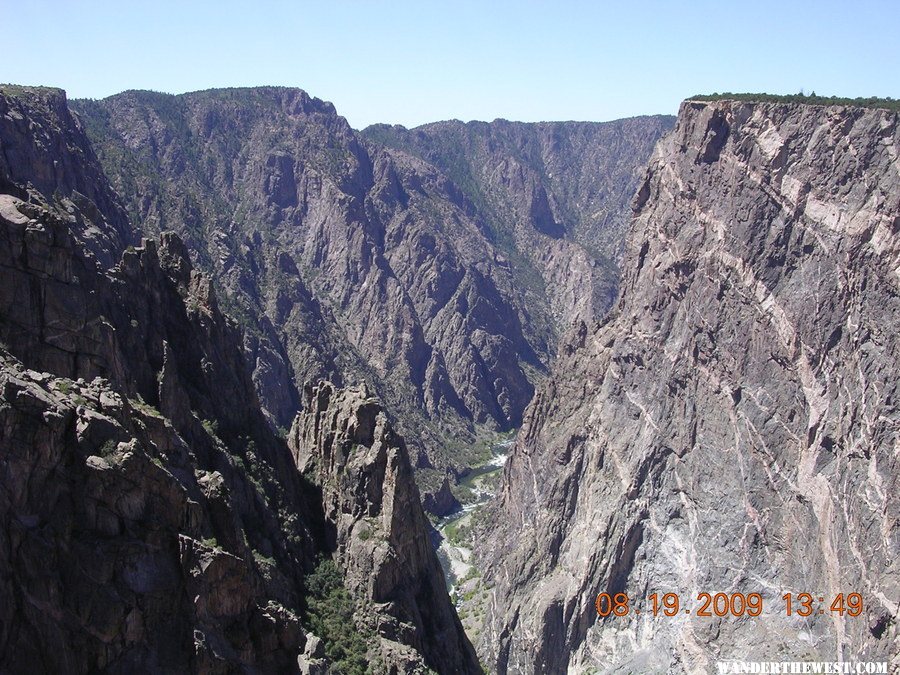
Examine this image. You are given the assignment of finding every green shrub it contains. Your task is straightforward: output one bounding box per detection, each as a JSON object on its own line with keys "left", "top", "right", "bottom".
{"left": 98, "top": 440, "right": 118, "bottom": 457}
{"left": 303, "top": 558, "right": 372, "bottom": 675}
{"left": 129, "top": 395, "right": 162, "bottom": 418}
{"left": 253, "top": 549, "right": 276, "bottom": 567}
{"left": 201, "top": 418, "right": 219, "bottom": 438}
{"left": 443, "top": 517, "right": 474, "bottom": 547}
{"left": 459, "top": 565, "right": 480, "bottom": 584}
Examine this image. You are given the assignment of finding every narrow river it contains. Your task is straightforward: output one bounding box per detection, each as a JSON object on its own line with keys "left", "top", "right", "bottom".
{"left": 432, "top": 438, "right": 513, "bottom": 595}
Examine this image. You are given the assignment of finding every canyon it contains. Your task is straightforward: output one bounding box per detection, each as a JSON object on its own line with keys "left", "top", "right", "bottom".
{"left": 68, "top": 89, "right": 672, "bottom": 500}
{"left": 1, "top": 82, "right": 897, "bottom": 674}
{"left": 0, "top": 86, "right": 477, "bottom": 673}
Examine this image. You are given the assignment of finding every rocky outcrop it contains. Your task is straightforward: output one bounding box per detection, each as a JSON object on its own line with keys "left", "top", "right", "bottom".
{"left": 1, "top": 86, "right": 474, "bottom": 673}
{"left": 477, "top": 100, "right": 900, "bottom": 672}
{"left": 0, "top": 86, "right": 130, "bottom": 268}
{"left": 422, "top": 475, "right": 462, "bottom": 517}
{"left": 0, "top": 352, "right": 310, "bottom": 672}
{"left": 290, "top": 382, "right": 480, "bottom": 673}
{"left": 0, "top": 180, "right": 318, "bottom": 671}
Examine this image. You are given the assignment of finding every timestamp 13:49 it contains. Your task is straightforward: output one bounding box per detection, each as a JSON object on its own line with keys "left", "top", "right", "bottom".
{"left": 595, "top": 592, "right": 864, "bottom": 618}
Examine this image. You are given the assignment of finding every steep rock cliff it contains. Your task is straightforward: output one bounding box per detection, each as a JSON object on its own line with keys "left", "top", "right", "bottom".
{"left": 72, "top": 89, "right": 542, "bottom": 469}
{"left": 363, "top": 116, "right": 674, "bottom": 329}
{"left": 0, "top": 190, "right": 318, "bottom": 672}
{"left": 0, "top": 86, "right": 472, "bottom": 673}
{"left": 477, "top": 100, "right": 900, "bottom": 672}
{"left": 290, "top": 382, "right": 480, "bottom": 673}
{"left": 0, "top": 86, "right": 131, "bottom": 268}
{"left": 0, "top": 350, "right": 314, "bottom": 672}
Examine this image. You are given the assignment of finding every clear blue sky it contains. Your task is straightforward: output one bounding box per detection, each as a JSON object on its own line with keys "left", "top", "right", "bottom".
{"left": 4, "top": 0, "right": 898, "bottom": 129}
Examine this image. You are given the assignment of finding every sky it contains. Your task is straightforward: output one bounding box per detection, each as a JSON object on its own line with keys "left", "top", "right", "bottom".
{"left": 4, "top": 0, "right": 899, "bottom": 130}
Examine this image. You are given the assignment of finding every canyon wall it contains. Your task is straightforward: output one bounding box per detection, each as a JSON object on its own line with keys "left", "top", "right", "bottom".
{"left": 72, "top": 90, "right": 672, "bottom": 486}
{"left": 0, "top": 85, "right": 476, "bottom": 674}
{"left": 476, "top": 100, "right": 900, "bottom": 673}
{"left": 365, "top": 116, "right": 675, "bottom": 329}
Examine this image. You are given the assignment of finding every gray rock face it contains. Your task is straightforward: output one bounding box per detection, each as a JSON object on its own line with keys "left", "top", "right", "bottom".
{"left": 0, "top": 86, "right": 131, "bottom": 268}
{"left": 477, "top": 100, "right": 900, "bottom": 672}
{"left": 422, "top": 475, "right": 462, "bottom": 517}
{"left": 72, "top": 88, "right": 541, "bottom": 461}
{"left": 0, "top": 195, "right": 316, "bottom": 671}
{"left": 0, "top": 355, "right": 322, "bottom": 672}
{"left": 289, "top": 382, "right": 480, "bottom": 673}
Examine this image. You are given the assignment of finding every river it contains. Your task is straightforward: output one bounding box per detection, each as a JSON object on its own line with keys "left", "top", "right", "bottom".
{"left": 432, "top": 438, "right": 513, "bottom": 596}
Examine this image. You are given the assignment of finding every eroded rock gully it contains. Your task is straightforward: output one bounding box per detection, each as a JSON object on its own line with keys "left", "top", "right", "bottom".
{"left": 475, "top": 100, "right": 900, "bottom": 673}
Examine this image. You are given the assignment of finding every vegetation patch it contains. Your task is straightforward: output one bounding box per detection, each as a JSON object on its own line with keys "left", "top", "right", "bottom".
{"left": 690, "top": 92, "right": 900, "bottom": 111}
{"left": 303, "top": 557, "right": 374, "bottom": 675}
{"left": 98, "top": 440, "right": 118, "bottom": 457}
{"left": 129, "top": 395, "right": 163, "bottom": 418}
{"left": 252, "top": 550, "right": 276, "bottom": 567}
{"left": 443, "top": 515, "right": 474, "bottom": 547}
{"left": 201, "top": 536, "right": 220, "bottom": 550}
{"left": 201, "top": 418, "right": 219, "bottom": 438}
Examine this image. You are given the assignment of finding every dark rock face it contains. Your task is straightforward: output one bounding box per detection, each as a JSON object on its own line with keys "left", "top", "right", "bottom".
{"left": 477, "top": 100, "right": 900, "bottom": 672}
{"left": 71, "top": 90, "right": 672, "bottom": 483}
{"left": 363, "top": 116, "right": 675, "bottom": 330}
{"left": 289, "top": 382, "right": 480, "bottom": 673}
{"left": 71, "top": 89, "right": 541, "bottom": 459}
{"left": 0, "top": 192, "right": 316, "bottom": 672}
{"left": 0, "top": 87, "right": 131, "bottom": 268}
{"left": 422, "top": 475, "right": 462, "bottom": 517}
{"left": 0, "top": 353, "right": 309, "bottom": 672}
{"left": 0, "top": 87, "right": 473, "bottom": 674}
